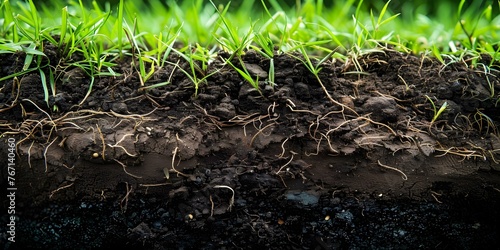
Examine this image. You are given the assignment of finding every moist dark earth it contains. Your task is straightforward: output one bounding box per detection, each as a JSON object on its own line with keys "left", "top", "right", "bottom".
{"left": 1, "top": 46, "right": 500, "bottom": 249}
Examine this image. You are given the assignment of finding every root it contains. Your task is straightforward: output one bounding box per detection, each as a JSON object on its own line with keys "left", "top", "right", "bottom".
{"left": 49, "top": 182, "right": 74, "bottom": 199}
{"left": 489, "top": 150, "right": 500, "bottom": 164}
{"left": 114, "top": 159, "right": 142, "bottom": 179}
{"left": 250, "top": 122, "right": 276, "bottom": 147}
{"left": 55, "top": 108, "right": 157, "bottom": 123}
{"left": 144, "top": 94, "right": 162, "bottom": 107}
{"left": 308, "top": 116, "right": 321, "bottom": 139}
{"left": 100, "top": 190, "right": 107, "bottom": 201}
{"left": 286, "top": 103, "right": 321, "bottom": 116}
{"left": 321, "top": 115, "right": 397, "bottom": 140}
{"left": 276, "top": 154, "right": 295, "bottom": 175}
{"left": 61, "top": 163, "right": 74, "bottom": 170}
{"left": 178, "top": 115, "right": 197, "bottom": 126}
{"left": 214, "top": 185, "right": 235, "bottom": 212}
{"left": 27, "top": 140, "right": 34, "bottom": 169}
{"left": 325, "top": 117, "right": 363, "bottom": 135}
{"left": 4, "top": 108, "right": 157, "bottom": 166}
{"left": 171, "top": 147, "right": 189, "bottom": 178}
{"left": 210, "top": 195, "right": 214, "bottom": 217}
{"left": 120, "top": 182, "right": 133, "bottom": 213}
{"left": 434, "top": 146, "right": 485, "bottom": 161}
{"left": 139, "top": 182, "right": 171, "bottom": 187}
{"left": 276, "top": 137, "right": 290, "bottom": 158}
{"left": 323, "top": 132, "right": 340, "bottom": 154}
{"left": 377, "top": 160, "right": 408, "bottom": 180}
{"left": 266, "top": 102, "right": 279, "bottom": 121}
{"left": 277, "top": 174, "right": 288, "bottom": 188}
{"left": 305, "top": 136, "right": 323, "bottom": 156}
{"left": 359, "top": 117, "right": 397, "bottom": 136}
{"left": 44, "top": 137, "right": 58, "bottom": 172}
{"left": 0, "top": 77, "right": 20, "bottom": 113}
{"left": 193, "top": 103, "right": 223, "bottom": 130}
{"left": 58, "top": 121, "right": 85, "bottom": 131}
{"left": 314, "top": 76, "right": 359, "bottom": 117}
{"left": 22, "top": 99, "right": 56, "bottom": 129}
{"left": 96, "top": 124, "right": 106, "bottom": 160}
{"left": 227, "top": 113, "right": 261, "bottom": 126}
{"left": 107, "top": 133, "right": 137, "bottom": 157}
{"left": 430, "top": 191, "right": 443, "bottom": 204}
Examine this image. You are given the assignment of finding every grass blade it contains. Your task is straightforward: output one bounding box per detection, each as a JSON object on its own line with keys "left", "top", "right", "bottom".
{"left": 117, "top": 0, "right": 124, "bottom": 58}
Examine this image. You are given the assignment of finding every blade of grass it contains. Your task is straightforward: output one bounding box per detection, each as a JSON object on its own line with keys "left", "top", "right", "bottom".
{"left": 117, "top": 0, "right": 124, "bottom": 58}
{"left": 59, "top": 6, "right": 68, "bottom": 49}
{"left": 425, "top": 95, "right": 448, "bottom": 124}
{"left": 225, "top": 58, "right": 260, "bottom": 91}
{"left": 2, "top": 0, "right": 19, "bottom": 42}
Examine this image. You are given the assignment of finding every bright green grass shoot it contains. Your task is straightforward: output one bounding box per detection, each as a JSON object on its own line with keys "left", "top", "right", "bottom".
{"left": 172, "top": 45, "right": 219, "bottom": 97}
{"left": 425, "top": 95, "right": 448, "bottom": 125}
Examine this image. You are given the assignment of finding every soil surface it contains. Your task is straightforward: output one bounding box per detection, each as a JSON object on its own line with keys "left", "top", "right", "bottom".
{"left": 1, "top": 47, "right": 500, "bottom": 249}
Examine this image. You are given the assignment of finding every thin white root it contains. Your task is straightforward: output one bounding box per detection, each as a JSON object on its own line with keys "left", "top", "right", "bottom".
{"left": 49, "top": 182, "right": 74, "bottom": 199}
{"left": 210, "top": 195, "right": 214, "bottom": 217}
{"left": 120, "top": 182, "right": 133, "bottom": 212}
{"left": 430, "top": 191, "right": 443, "bottom": 203}
{"left": 96, "top": 124, "right": 106, "bottom": 160}
{"left": 171, "top": 147, "right": 189, "bottom": 177}
{"left": 250, "top": 123, "right": 275, "bottom": 147}
{"left": 114, "top": 159, "right": 142, "bottom": 179}
{"left": 44, "top": 137, "right": 58, "bottom": 172}
{"left": 377, "top": 160, "right": 408, "bottom": 180}
{"left": 276, "top": 154, "right": 294, "bottom": 175}
{"left": 107, "top": 133, "right": 137, "bottom": 157}
{"left": 214, "top": 185, "right": 235, "bottom": 211}
{"left": 22, "top": 99, "right": 56, "bottom": 128}
{"left": 27, "top": 140, "right": 34, "bottom": 168}
{"left": 276, "top": 137, "right": 289, "bottom": 158}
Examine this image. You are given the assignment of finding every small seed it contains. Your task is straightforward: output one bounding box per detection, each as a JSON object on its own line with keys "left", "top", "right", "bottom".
{"left": 92, "top": 152, "right": 99, "bottom": 158}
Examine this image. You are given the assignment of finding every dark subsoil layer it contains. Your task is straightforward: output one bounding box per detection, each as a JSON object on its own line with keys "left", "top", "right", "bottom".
{"left": 1, "top": 47, "right": 500, "bottom": 249}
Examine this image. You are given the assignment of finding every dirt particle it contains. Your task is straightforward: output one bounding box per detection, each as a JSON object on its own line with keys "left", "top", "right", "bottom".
{"left": 362, "top": 96, "right": 398, "bottom": 122}
{"left": 213, "top": 102, "right": 236, "bottom": 120}
{"left": 245, "top": 63, "right": 268, "bottom": 79}
{"left": 111, "top": 102, "right": 128, "bottom": 113}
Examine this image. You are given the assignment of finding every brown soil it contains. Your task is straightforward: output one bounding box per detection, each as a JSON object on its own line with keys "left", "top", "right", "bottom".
{"left": 1, "top": 48, "right": 500, "bottom": 249}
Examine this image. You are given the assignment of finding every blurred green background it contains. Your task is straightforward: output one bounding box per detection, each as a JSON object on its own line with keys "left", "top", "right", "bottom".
{"left": 13, "top": 0, "right": 499, "bottom": 18}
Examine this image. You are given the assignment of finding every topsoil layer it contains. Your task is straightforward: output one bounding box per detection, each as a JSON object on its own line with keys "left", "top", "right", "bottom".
{"left": 1, "top": 47, "right": 500, "bottom": 249}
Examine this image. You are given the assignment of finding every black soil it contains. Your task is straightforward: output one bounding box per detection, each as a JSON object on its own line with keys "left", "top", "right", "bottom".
{"left": 1, "top": 47, "right": 500, "bottom": 249}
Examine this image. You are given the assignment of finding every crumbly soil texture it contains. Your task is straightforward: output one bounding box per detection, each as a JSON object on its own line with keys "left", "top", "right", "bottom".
{"left": 1, "top": 47, "right": 500, "bottom": 249}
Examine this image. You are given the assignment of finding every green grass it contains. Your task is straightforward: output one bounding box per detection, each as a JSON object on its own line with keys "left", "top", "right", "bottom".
{"left": 425, "top": 95, "right": 448, "bottom": 128}
{"left": 1, "top": 0, "right": 499, "bottom": 107}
